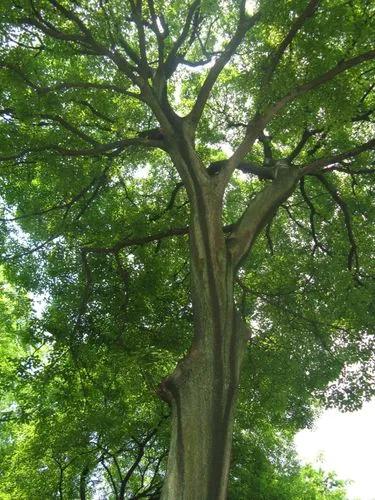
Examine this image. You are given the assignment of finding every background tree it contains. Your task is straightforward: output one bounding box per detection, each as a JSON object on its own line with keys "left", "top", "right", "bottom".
{"left": 0, "top": 0, "right": 374, "bottom": 498}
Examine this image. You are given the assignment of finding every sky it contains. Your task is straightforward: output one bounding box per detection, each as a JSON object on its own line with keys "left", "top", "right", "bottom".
{"left": 295, "top": 399, "right": 375, "bottom": 500}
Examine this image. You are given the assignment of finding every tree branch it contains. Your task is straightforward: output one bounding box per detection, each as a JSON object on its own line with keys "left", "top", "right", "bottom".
{"left": 128, "top": 0, "right": 151, "bottom": 77}
{"left": 269, "top": 49, "right": 375, "bottom": 119}
{"left": 164, "top": 0, "right": 201, "bottom": 77}
{"left": 207, "top": 159, "right": 275, "bottom": 179}
{"left": 287, "top": 128, "right": 321, "bottom": 162}
{"left": 300, "top": 138, "right": 375, "bottom": 175}
{"left": 322, "top": 163, "right": 375, "bottom": 175}
{"left": 299, "top": 177, "right": 330, "bottom": 254}
{"left": 47, "top": 0, "right": 94, "bottom": 39}
{"left": 78, "top": 100, "right": 115, "bottom": 124}
{"left": 83, "top": 223, "right": 235, "bottom": 255}
{"left": 119, "top": 427, "right": 159, "bottom": 498}
{"left": 40, "top": 113, "right": 99, "bottom": 146}
{"left": 3, "top": 234, "right": 60, "bottom": 261}
{"left": 258, "top": 131, "right": 274, "bottom": 165}
{"left": 23, "top": 3, "right": 143, "bottom": 86}
{"left": 100, "top": 456, "right": 119, "bottom": 498}
{"left": 38, "top": 81, "right": 141, "bottom": 99}
{"left": 227, "top": 167, "right": 300, "bottom": 268}
{"left": 0, "top": 136, "right": 165, "bottom": 163}
{"left": 263, "top": 0, "right": 321, "bottom": 85}
{"left": 0, "top": 169, "right": 107, "bottom": 222}
{"left": 147, "top": 0, "right": 168, "bottom": 66}
{"left": 187, "top": 7, "right": 260, "bottom": 127}
{"left": 1, "top": 58, "right": 142, "bottom": 100}
{"left": 223, "top": 49, "right": 375, "bottom": 182}
{"left": 317, "top": 175, "right": 359, "bottom": 273}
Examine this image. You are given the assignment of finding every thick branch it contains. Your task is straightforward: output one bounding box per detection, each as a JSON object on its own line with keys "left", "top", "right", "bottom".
{"left": 227, "top": 167, "right": 300, "bottom": 268}
{"left": 258, "top": 131, "right": 274, "bottom": 165}
{"left": 147, "top": 0, "right": 168, "bottom": 66}
{"left": 208, "top": 160, "right": 275, "bottom": 179}
{"left": 128, "top": 0, "right": 150, "bottom": 77}
{"left": 79, "top": 466, "right": 90, "bottom": 500}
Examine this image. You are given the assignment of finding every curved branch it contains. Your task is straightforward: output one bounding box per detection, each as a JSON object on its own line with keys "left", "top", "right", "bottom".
{"left": 3, "top": 233, "right": 60, "bottom": 261}
{"left": 263, "top": 0, "right": 321, "bottom": 85}
{"left": 288, "top": 128, "right": 322, "bottom": 162}
{"left": 187, "top": 7, "right": 260, "bottom": 127}
{"left": 317, "top": 175, "right": 359, "bottom": 273}
{"left": 227, "top": 167, "right": 300, "bottom": 268}
{"left": 100, "top": 456, "right": 119, "bottom": 498}
{"left": 208, "top": 160, "right": 275, "bottom": 179}
{"left": 0, "top": 136, "right": 165, "bottom": 163}
{"left": 23, "top": 4, "right": 142, "bottom": 86}
{"left": 299, "top": 177, "right": 330, "bottom": 254}
{"left": 83, "top": 223, "right": 235, "bottom": 255}
{"left": 300, "top": 138, "right": 375, "bottom": 175}
{"left": 164, "top": 0, "right": 201, "bottom": 77}
{"left": 40, "top": 114, "right": 99, "bottom": 146}
{"left": 47, "top": 0, "right": 93, "bottom": 38}
{"left": 0, "top": 171, "right": 105, "bottom": 222}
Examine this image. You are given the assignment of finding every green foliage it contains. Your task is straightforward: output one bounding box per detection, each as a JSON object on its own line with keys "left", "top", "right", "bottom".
{"left": 230, "top": 427, "right": 348, "bottom": 499}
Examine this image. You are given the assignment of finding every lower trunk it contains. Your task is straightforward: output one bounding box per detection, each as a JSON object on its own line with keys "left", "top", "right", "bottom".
{"left": 79, "top": 466, "right": 89, "bottom": 500}
{"left": 159, "top": 308, "right": 248, "bottom": 499}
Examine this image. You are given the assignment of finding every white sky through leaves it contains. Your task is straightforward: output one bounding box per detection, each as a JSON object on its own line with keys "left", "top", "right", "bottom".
{"left": 295, "top": 399, "right": 375, "bottom": 500}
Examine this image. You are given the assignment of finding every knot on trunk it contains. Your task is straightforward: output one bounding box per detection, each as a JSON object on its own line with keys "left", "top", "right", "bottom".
{"left": 157, "top": 376, "right": 175, "bottom": 405}
{"left": 157, "top": 347, "right": 201, "bottom": 404}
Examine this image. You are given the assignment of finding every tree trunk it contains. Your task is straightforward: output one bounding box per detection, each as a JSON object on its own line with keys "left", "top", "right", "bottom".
{"left": 79, "top": 466, "right": 89, "bottom": 500}
{"left": 159, "top": 190, "right": 248, "bottom": 499}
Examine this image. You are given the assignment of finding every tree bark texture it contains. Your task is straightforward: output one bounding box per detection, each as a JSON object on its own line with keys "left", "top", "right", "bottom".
{"left": 159, "top": 183, "right": 249, "bottom": 499}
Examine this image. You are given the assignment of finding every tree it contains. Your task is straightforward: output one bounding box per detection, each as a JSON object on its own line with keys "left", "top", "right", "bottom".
{"left": 0, "top": 0, "right": 374, "bottom": 498}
